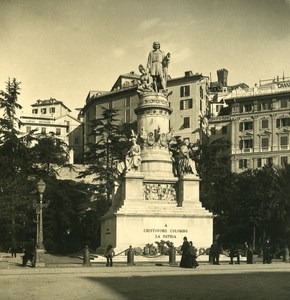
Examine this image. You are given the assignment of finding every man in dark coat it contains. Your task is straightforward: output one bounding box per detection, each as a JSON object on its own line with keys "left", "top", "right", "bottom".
{"left": 263, "top": 238, "right": 272, "bottom": 264}
{"left": 210, "top": 241, "right": 220, "bottom": 265}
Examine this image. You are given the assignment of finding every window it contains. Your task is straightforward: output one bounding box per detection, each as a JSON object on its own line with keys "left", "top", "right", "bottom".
{"left": 41, "top": 127, "right": 46, "bottom": 134}
{"left": 216, "top": 105, "right": 223, "bottom": 113}
{"left": 239, "top": 139, "right": 253, "bottom": 151}
{"left": 239, "top": 121, "right": 253, "bottom": 131}
{"left": 244, "top": 139, "right": 253, "bottom": 149}
{"left": 125, "top": 109, "right": 131, "bottom": 123}
{"left": 32, "top": 109, "right": 38, "bottom": 114}
{"left": 261, "top": 119, "right": 269, "bottom": 129}
{"left": 183, "top": 117, "right": 190, "bottom": 129}
{"left": 281, "top": 156, "right": 288, "bottom": 166}
{"left": 240, "top": 104, "right": 252, "bottom": 113}
{"left": 109, "top": 101, "right": 113, "bottom": 109}
{"left": 49, "top": 107, "right": 55, "bottom": 113}
{"left": 66, "top": 121, "right": 70, "bottom": 133}
{"left": 277, "top": 118, "right": 290, "bottom": 128}
{"left": 222, "top": 126, "right": 227, "bottom": 134}
{"left": 125, "top": 97, "right": 130, "bottom": 107}
{"left": 180, "top": 99, "right": 193, "bottom": 110}
{"left": 26, "top": 126, "right": 31, "bottom": 133}
{"left": 281, "top": 99, "right": 288, "bottom": 109}
{"left": 258, "top": 158, "right": 273, "bottom": 168}
{"left": 266, "top": 157, "right": 273, "bottom": 166}
{"left": 239, "top": 159, "right": 248, "bottom": 169}
{"left": 280, "top": 135, "right": 289, "bottom": 149}
{"left": 261, "top": 137, "right": 269, "bottom": 151}
{"left": 180, "top": 85, "right": 190, "bottom": 97}
{"left": 200, "top": 86, "right": 203, "bottom": 99}
{"left": 56, "top": 128, "right": 61, "bottom": 135}
{"left": 200, "top": 99, "right": 203, "bottom": 112}
{"left": 210, "top": 127, "right": 216, "bottom": 135}
{"left": 40, "top": 108, "right": 47, "bottom": 114}
{"left": 258, "top": 102, "right": 271, "bottom": 111}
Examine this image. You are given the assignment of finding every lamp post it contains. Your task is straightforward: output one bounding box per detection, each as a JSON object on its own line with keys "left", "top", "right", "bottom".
{"left": 34, "top": 179, "right": 48, "bottom": 266}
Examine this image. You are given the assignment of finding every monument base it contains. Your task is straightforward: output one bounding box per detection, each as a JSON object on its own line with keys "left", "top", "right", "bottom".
{"left": 101, "top": 203, "right": 213, "bottom": 254}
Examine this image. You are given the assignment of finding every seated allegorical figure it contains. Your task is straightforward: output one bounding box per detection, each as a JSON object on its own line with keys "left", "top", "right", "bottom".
{"left": 125, "top": 132, "right": 141, "bottom": 172}
{"left": 178, "top": 142, "right": 198, "bottom": 176}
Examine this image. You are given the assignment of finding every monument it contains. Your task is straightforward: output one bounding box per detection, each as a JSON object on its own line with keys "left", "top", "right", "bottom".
{"left": 100, "top": 42, "right": 213, "bottom": 253}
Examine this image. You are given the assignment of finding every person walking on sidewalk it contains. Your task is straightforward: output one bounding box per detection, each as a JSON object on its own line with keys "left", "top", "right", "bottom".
{"left": 105, "top": 245, "right": 115, "bottom": 267}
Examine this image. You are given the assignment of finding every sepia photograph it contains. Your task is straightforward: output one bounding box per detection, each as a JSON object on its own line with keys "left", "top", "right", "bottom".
{"left": 1, "top": 0, "right": 290, "bottom": 299}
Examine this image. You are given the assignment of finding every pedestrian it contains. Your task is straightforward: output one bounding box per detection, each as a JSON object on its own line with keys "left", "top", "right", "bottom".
{"left": 210, "top": 241, "right": 220, "bottom": 265}
{"left": 22, "top": 241, "right": 35, "bottom": 267}
{"left": 105, "top": 245, "right": 115, "bottom": 267}
{"left": 229, "top": 244, "right": 240, "bottom": 264}
{"left": 263, "top": 238, "right": 272, "bottom": 264}
{"left": 247, "top": 245, "right": 254, "bottom": 264}
{"left": 243, "top": 241, "right": 249, "bottom": 257}
{"left": 179, "top": 236, "right": 191, "bottom": 268}
{"left": 9, "top": 243, "right": 17, "bottom": 258}
{"left": 189, "top": 241, "right": 199, "bottom": 268}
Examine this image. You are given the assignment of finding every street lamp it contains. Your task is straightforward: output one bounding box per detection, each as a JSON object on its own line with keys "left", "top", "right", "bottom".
{"left": 33, "top": 179, "right": 49, "bottom": 266}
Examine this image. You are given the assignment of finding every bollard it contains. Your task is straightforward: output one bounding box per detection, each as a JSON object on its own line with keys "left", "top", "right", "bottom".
{"left": 283, "top": 247, "right": 289, "bottom": 262}
{"left": 83, "top": 245, "right": 92, "bottom": 267}
{"left": 169, "top": 247, "right": 176, "bottom": 265}
{"left": 127, "top": 245, "right": 134, "bottom": 266}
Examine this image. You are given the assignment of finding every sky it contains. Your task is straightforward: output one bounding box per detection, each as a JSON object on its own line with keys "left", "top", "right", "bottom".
{"left": 1, "top": 0, "right": 290, "bottom": 116}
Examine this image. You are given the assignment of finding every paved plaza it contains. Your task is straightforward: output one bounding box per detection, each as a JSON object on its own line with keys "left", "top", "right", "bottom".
{"left": 1, "top": 255, "right": 290, "bottom": 300}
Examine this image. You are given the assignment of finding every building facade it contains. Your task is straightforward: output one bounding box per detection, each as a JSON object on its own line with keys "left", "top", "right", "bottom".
{"left": 20, "top": 98, "right": 83, "bottom": 163}
{"left": 209, "top": 79, "right": 290, "bottom": 173}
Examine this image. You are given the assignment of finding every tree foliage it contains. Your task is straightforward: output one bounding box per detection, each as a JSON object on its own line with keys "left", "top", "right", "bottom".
{"left": 79, "top": 107, "right": 135, "bottom": 205}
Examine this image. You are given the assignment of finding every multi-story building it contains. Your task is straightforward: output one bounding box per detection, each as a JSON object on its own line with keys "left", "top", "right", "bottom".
{"left": 20, "top": 98, "right": 83, "bottom": 163}
{"left": 81, "top": 71, "right": 210, "bottom": 151}
{"left": 209, "top": 77, "right": 290, "bottom": 173}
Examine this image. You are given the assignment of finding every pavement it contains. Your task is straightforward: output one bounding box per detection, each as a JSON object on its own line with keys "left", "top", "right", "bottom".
{"left": 0, "top": 253, "right": 290, "bottom": 300}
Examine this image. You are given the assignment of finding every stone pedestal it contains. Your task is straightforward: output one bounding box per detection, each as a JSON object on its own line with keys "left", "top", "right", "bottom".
{"left": 35, "top": 248, "right": 45, "bottom": 267}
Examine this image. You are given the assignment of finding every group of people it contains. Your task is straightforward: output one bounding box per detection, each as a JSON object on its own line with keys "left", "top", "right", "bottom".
{"left": 209, "top": 241, "right": 254, "bottom": 265}
{"left": 179, "top": 237, "right": 199, "bottom": 268}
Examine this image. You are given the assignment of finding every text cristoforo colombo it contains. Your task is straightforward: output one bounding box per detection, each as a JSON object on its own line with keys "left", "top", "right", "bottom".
{"left": 143, "top": 229, "right": 188, "bottom": 233}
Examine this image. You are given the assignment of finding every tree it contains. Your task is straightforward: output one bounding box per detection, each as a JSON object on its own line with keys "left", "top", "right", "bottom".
{"left": 271, "top": 164, "right": 290, "bottom": 244}
{"left": 0, "top": 78, "right": 36, "bottom": 249}
{"left": 42, "top": 178, "right": 97, "bottom": 253}
{"left": 31, "top": 132, "right": 69, "bottom": 177}
{"left": 79, "top": 107, "right": 133, "bottom": 205}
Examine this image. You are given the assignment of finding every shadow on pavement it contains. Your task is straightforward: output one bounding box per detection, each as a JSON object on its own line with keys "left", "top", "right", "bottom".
{"left": 84, "top": 272, "right": 290, "bottom": 300}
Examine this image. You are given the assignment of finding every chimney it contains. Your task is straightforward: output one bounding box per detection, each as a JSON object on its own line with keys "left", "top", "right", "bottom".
{"left": 185, "top": 71, "right": 193, "bottom": 77}
{"left": 217, "top": 68, "right": 228, "bottom": 87}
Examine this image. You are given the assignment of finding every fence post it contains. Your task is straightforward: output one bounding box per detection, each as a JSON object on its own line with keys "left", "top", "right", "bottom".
{"left": 169, "top": 247, "right": 176, "bottom": 265}
{"left": 83, "top": 245, "right": 92, "bottom": 267}
{"left": 127, "top": 245, "right": 134, "bottom": 266}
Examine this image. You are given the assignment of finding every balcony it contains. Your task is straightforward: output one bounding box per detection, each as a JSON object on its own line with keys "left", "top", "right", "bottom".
{"left": 242, "top": 148, "right": 252, "bottom": 153}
